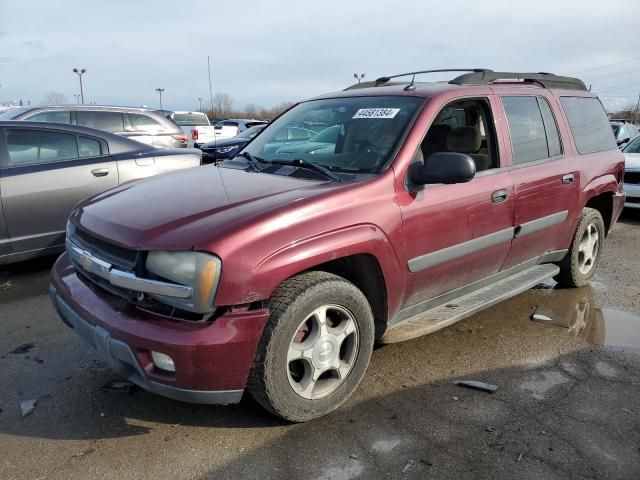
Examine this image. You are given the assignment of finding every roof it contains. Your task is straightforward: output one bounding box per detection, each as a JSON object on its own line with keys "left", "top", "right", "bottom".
{"left": 14, "top": 105, "right": 163, "bottom": 113}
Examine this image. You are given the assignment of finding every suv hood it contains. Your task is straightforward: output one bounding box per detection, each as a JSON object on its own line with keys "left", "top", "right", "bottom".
{"left": 71, "top": 165, "right": 334, "bottom": 250}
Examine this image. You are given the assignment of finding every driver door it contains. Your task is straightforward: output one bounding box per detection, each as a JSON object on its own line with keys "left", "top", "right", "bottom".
{"left": 398, "top": 96, "right": 515, "bottom": 307}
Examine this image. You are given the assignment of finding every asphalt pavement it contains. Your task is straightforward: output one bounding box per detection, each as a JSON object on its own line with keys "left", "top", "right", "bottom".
{"left": 0, "top": 210, "right": 639, "bottom": 480}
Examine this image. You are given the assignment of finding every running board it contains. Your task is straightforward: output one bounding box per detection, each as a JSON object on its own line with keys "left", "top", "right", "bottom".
{"left": 380, "top": 264, "right": 559, "bottom": 344}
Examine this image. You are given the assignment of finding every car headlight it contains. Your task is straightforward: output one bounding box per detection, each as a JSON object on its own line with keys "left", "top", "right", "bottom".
{"left": 216, "top": 145, "right": 238, "bottom": 153}
{"left": 145, "top": 251, "right": 221, "bottom": 314}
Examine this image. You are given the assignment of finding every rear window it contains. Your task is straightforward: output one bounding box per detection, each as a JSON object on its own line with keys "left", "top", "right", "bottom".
{"left": 560, "top": 97, "right": 617, "bottom": 154}
{"left": 129, "top": 113, "right": 164, "bottom": 132}
{"left": 25, "top": 110, "right": 72, "bottom": 124}
{"left": 172, "top": 113, "right": 210, "bottom": 126}
{"left": 5, "top": 129, "right": 79, "bottom": 166}
{"left": 76, "top": 111, "right": 125, "bottom": 133}
{"left": 502, "top": 96, "right": 550, "bottom": 164}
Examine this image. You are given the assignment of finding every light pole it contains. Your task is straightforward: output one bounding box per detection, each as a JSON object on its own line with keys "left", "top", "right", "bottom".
{"left": 198, "top": 97, "right": 203, "bottom": 111}
{"left": 72, "top": 68, "right": 86, "bottom": 104}
{"left": 155, "top": 88, "right": 165, "bottom": 110}
{"left": 73, "top": 94, "right": 81, "bottom": 104}
{"left": 353, "top": 73, "right": 365, "bottom": 84}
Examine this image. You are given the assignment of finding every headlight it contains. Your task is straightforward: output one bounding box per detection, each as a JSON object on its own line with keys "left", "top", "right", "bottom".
{"left": 216, "top": 145, "right": 238, "bottom": 153}
{"left": 146, "top": 251, "right": 221, "bottom": 314}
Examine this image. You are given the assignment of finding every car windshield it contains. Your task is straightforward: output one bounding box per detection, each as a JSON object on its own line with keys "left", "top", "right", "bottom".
{"left": 624, "top": 135, "right": 640, "bottom": 153}
{"left": 172, "top": 113, "right": 210, "bottom": 126}
{"left": 236, "top": 96, "right": 423, "bottom": 176}
{"left": 0, "top": 107, "right": 30, "bottom": 120}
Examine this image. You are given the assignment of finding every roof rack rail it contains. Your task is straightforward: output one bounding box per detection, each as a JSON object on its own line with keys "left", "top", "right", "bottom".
{"left": 345, "top": 69, "right": 587, "bottom": 91}
{"left": 374, "top": 69, "right": 490, "bottom": 86}
{"left": 450, "top": 71, "right": 587, "bottom": 91}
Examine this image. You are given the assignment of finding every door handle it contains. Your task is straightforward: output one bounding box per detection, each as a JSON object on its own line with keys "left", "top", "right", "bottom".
{"left": 491, "top": 189, "right": 508, "bottom": 203}
{"left": 562, "top": 173, "right": 574, "bottom": 184}
{"left": 91, "top": 168, "right": 109, "bottom": 177}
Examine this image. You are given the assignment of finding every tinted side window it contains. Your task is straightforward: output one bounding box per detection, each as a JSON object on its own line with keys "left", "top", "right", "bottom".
{"left": 76, "top": 111, "right": 124, "bottom": 133}
{"left": 26, "top": 110, "right": 72, "bottom": 124}
{"left": 502, "top": 96, "right": 549, "bottom": 164}
{"left": 559, "top": 97, "right": 617, "bottom": 154}
{"left": 5, "top": 129, "right": 79, "bottom": 167}
{"left": 78, "top": 137, "right": 102, "bottom": 157}
{"left": 129, "top": 113, "right": 164, "bottom": 132}
{"left": 537, "top": 98, "right": 562, "bottom": 157}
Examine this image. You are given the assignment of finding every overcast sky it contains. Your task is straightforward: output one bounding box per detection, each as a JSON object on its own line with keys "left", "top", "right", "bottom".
{"left": 1, "top": 0, "right": 639, "bottom": 112}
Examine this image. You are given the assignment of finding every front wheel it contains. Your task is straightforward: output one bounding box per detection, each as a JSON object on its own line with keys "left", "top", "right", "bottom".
{"left": 556, "top": 207, "right": 605, "bottom": 287}
{"left": 247, "top": 271, "right": 375, "bottom": 422}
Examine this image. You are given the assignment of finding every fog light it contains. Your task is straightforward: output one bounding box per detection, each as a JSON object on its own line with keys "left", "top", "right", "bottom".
{"left": 151, "top": 351, "right": 175, "bottom": 372}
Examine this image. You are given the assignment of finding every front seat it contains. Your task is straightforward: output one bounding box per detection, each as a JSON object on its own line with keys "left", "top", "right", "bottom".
{"left": 421, "top": 124, "right": 451, "bottom": 160}
{"left": 446, "top": 126, "right": 490, "bottom": 171}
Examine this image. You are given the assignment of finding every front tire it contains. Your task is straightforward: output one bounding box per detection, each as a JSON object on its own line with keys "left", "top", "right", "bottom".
{"left": 247, "top": 271, "right": 375, "bottom": 422}
{"left": 556, "top": 207, "right": 605, "bottom": 287}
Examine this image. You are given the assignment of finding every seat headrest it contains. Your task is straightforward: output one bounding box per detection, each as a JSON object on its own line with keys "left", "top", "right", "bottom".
{"left": 425, "top": 124, "right": 452, "bottom": 142}
{"left": 447, "top": 126, "right": 481, "bottom": 153}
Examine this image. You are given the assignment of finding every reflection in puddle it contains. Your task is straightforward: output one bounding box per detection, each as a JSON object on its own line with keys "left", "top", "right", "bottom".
{"left": 529, "top": 285, "right": 640, "bottom": 354}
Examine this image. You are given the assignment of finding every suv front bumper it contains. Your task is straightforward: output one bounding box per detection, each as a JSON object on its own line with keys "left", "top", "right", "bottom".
{"left": 50, "top": 253, "right": 270, "bottom": 404}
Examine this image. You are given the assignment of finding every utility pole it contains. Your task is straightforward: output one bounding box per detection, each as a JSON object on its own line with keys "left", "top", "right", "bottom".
{"left": 155, "top": 88, "right": 165, "bottom": 110}
{"left": 72, "top": 68, "right": 86, "bottom": 104}
{"left": 633, "top": 93, "right": 640, "bottom": 124}
{"left": 207, "top": 56, "right": 214, "bottom": 112}
{"left": 73, "top": 94, "right": 81, "bottom": 104}
{"left": 198, "top": 97, "right": 203, "bottom": 111}
{"left": 354, "top": 73, "right": 365, "bottom": 84}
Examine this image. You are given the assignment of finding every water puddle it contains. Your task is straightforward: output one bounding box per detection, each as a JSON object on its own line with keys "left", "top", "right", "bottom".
{"left": 528, "top": 285, "right": 640, "bottom": 354}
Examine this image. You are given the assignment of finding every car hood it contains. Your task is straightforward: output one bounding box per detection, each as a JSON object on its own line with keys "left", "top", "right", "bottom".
{"left": 201, "top": 137, "right": 249, "bottom": 149}
{"left": 624, "top": 153, "right": 640, "bottom": 170}
{"left": 71, "top": 165, "right": 335, "bottom": 250}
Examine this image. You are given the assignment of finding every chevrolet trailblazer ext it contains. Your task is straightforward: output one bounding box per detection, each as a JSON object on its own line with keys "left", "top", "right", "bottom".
{"left": 50, "top": 69, "right": 625, "bottom": 422}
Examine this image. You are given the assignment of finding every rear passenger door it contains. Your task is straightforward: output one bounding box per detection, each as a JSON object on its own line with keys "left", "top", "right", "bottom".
{"left": 0, "top": 127, "right": 117, "bottom": 255}
{"left": 499, "top": 94, "right": 580, "bottom": 269}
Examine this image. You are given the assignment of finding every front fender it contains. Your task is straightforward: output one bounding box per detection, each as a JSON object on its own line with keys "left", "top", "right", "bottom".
{"left": 214, "top": 224, "right": 405, "bottom": 317}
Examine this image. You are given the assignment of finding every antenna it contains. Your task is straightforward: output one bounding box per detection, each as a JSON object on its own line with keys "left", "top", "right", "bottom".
{"left": 404, "top": 74, "right": 417, "bottom": 91}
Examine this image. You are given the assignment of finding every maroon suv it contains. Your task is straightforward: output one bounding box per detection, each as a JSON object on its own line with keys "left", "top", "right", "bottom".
{"left": 50, "top": 69, "right": 625, "bottom": 422}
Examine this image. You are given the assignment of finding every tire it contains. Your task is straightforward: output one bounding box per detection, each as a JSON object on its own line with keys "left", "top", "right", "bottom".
{"left": 247, "top": 271, "right": 375, "bottom": 422}
{"left": 556, "top": 207, "right": 605, "bottom": 288}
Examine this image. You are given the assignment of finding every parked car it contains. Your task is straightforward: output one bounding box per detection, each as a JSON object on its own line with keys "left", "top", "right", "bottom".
{"left": 610, "top": 119, "right": 639, "bottom": 149}
{"left": 214, "top": 119, "right": 268, "bottom": 139}
{"left": 0, "top": 105, "right": 189, "bottom": 149}
{"left": 50, "top": 69, "right": 624, "bottom": 422}
{"left": 200, "top": 124, "right": 266, "bottom": 164}
{"left": 0, "top": 121, "right": 201, "bottom": 265}
{"left": 622, "top": 135, "right": 640, "bottom": 208}
{"left": 262, "top": 124, "right": 318, "bottom": 154}
{"left": 167, "top": 111, "right": 218, "bottom": 148}
{"left": 275, "top": 124, "right": 341, "bottom": 155}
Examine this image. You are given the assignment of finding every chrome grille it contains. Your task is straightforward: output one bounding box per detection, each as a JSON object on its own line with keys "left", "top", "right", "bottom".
{"left": 71, "top": 227, "right": 140, "bottom": 271}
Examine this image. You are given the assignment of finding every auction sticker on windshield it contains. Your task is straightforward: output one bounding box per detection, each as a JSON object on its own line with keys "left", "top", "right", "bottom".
{"left": 352, "top": 108, "right": 400, "bottom": 119}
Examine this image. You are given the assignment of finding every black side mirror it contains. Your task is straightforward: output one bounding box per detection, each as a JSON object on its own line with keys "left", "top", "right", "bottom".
{"left": 618, "top": 137, "right": 630, "bottom": 146}
{"left": 410, "top": 152, "right": 476, "bottom": 185}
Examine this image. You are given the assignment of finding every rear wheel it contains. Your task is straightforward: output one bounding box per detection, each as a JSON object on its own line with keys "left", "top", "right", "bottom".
{"left": 556, "top": 207, "right": 605, "bottom": 287}
{"left": 247, "top": 271, "right": 374, "bottom": 422}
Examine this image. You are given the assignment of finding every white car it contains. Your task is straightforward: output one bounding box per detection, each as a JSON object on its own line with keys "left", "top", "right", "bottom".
{"left": 622, "top": 136, "right": 640, "bottom": 208}
{"left": 168, "top": 111, "right": 219, "bottom": 147}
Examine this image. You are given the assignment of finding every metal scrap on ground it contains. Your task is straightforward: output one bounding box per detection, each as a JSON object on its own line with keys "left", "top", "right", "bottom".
{"left": 453, "top": 380, "right": 498, "bottom": 393}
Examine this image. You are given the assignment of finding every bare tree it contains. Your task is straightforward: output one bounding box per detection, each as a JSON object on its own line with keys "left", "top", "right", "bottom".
{"left": 243, "top": 103, "right": 261, "bottom": 119}
{"left": 41, "top": 91, "right": 68, "bottom": 104}
{"left": 211, "top": 93, "right": 234, "bottom": 118}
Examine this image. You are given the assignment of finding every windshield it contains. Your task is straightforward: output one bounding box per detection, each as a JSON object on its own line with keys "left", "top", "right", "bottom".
{"left": 624, "top": 135, "right": 640, "bottom": 153}
{"left": 236, "top": 96, "right": 423, "bottom": 176}
{"left": 0, "top": 107, "right": 30, "bottom": 120}
{"left": 172, "top": 113, "right": 210, "bottom": 126}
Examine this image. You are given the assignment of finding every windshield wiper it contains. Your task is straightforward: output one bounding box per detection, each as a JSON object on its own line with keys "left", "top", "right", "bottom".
{"left": 238, "top": 151, "right": 268, "bottom": 172}
{"left": 272, "top": 158, "right": 343, "bottom": 182}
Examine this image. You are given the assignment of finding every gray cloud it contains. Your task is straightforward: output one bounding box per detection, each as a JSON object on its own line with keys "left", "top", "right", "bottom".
{"left": 0, "top": 0, "right": 639, "bottom": 111}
